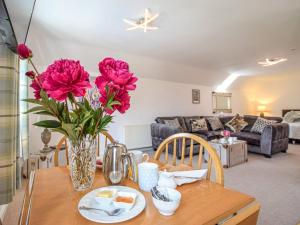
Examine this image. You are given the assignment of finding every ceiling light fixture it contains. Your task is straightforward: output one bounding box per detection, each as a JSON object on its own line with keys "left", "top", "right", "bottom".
{"left": 123, "top": 9, "right": 159, "bottom": 32}
{"left": 257, "top": 58, "right": 287, "bottom": 67}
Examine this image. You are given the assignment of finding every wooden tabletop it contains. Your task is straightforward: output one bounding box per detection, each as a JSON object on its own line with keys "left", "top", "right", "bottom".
{"left": 29, "top": 167, "right": 254, "bottom": 225}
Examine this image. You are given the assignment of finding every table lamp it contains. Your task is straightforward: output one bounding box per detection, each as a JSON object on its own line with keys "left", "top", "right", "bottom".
{"left": 257, "top": 105, "right": 267, "bottom": 117}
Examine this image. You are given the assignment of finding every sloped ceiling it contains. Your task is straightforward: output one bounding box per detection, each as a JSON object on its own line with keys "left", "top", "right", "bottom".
{"left": 6, "top": 0, "right": 300, "bottom": 86}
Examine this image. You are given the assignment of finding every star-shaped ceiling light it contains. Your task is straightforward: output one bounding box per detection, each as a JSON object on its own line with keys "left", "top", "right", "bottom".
{"left": 123, "top": 9, "right": 159, "bottom": 32}
{"left": 257, "top": 58, "right": 287, "bottom": 67}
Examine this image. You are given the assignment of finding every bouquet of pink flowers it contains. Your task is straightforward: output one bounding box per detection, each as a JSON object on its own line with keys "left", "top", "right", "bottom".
{"left": 18, "top": 44, "right": 137, "bottom": 145}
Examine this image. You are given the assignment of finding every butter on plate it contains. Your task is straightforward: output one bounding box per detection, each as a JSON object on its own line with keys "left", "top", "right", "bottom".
{"left": 97, "top": 190, "right": 114, "bottom": 198}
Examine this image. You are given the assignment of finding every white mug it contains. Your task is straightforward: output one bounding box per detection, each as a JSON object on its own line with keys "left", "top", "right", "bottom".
{"left": 129, "top": 150, "right": 149, "bottom": 164}
{"left": 138, "top": 162, "right": 158, "bottom": 192}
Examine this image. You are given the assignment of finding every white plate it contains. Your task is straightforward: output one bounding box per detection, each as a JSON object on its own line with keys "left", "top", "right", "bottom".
{"left": 78, "top": 186, "right": 146, "bottom": 223}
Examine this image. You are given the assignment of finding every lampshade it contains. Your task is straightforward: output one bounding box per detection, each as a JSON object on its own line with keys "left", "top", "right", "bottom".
{"left": 257, "top": 105, "right": 267, "bottom": 112}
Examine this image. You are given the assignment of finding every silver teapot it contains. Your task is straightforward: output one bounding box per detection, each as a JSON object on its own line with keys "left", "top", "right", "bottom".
{"left": 103, "top": 142, "right": 137, "bottom": 185}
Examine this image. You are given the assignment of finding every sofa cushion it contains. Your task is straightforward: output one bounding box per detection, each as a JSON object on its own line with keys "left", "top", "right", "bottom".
{"left": 183, "top": 116, "right": 202, "bottom": 132}
{"left": 155, "top": 117, "right": 188, "bottom": 132}
{"left": 218, "top": 116, "right": 234, "bottom": 126}
{"left": 190, "top": 119, "right": 208, "bottom": 132}
{"left": 193, "top": 130, "right": 222, "bottom": 140}
{"left": 251, "top": 117, "right": 276, "bottom": 134}
{"left": 225, "top": 114, "right": 248, "bottom": 132}
{"left": 242, "top": 115, "right": 258, "bottom": 132}
{"left": 164, "top": 118, "right": 182, "bottom": 129}
{"left": 232, "top": 132, "right": 261, "bottom": 146}
{"left": 207, "top": 117, "right": 224, "bottom": 131}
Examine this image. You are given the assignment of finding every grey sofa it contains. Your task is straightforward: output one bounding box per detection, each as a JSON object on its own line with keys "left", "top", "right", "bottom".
{"left": 151, "top": 115, "right": 289, "bottom": 158}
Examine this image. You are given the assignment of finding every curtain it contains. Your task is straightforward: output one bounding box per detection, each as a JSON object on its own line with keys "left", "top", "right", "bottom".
{"left": 0, "top": 43, "right": 20, "bottom": 204}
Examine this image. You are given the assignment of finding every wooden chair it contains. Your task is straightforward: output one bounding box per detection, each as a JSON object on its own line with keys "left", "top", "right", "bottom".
{"left": 222, "top": 203, "right": 261, "bottom": 225}
{"left": 18, "top": 170, "right": 36, "bottom": 225}
{"left": 54, "top": 131, "right": 114, "bottom": 166}
{"left": 153, "top": 133, "right": 224, "bottom": 185}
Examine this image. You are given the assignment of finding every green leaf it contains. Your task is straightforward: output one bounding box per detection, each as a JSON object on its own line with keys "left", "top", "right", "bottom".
{"left": 51, "top": 128, "right": 68, "bottom": 136}
{"left": 33, "top": 120, "right": 61, "bottom": 128}
{"left": 62, "top": 122, "right": 77, "bottom": 141}
{"left": 22, "top": 98, "right": 43, "bottom": 105}
{"left": 24, "top": 106, "right": 45, "bottom": 114}
{"left": 34, "top": 110, "right": 54, "bottom": 116}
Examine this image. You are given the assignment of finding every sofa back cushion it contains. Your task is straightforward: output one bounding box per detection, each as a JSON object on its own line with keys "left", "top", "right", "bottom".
{"left": 155, "top": 117, "right": 188, "bottom": 131}
{"left": 243, "top": 115, "right": 259, "bottom": 132}
{"left": 164, "top": 118, "right": 182, "bottom": 129}
{"left": 206, "top": 117, "right": 224, "bottom": 131}
{"left": 218, "top": 116, "right": 234, "bottom": 126}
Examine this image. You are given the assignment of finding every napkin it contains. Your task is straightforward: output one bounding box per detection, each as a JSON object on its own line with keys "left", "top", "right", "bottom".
{"left": 163, "top": 169, "right": 207, "bottom": 186}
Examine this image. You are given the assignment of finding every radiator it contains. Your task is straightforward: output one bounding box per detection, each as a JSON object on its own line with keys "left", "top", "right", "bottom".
{"left": 124, "top": 124, "right": 152, "bottom": 149}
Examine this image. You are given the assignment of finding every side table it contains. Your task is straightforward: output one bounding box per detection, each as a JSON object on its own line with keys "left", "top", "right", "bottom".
{"left": 29, "top": 150, "right": 55, "bottom": 170}
{"left": 208, "top": 139, "right": 248, "bottom": 168}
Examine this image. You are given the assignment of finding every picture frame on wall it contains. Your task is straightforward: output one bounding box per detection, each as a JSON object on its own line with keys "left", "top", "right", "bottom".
{"left": 192, "top": 89, "right": 200, "bottom": 104}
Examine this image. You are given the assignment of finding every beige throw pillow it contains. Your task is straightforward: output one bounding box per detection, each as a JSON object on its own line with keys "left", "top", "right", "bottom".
{"left": 226, "top": 115, "right": 248, "bottom": 132}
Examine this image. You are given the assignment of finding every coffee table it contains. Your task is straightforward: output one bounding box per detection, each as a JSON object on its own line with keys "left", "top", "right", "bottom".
{"left": 208, "top": 139, "right": 248, "bottom": 168}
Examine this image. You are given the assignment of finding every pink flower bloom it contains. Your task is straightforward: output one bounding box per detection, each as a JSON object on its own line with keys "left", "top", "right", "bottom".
{"left": 30, "top": 74, "right": 46, "bottom": 99}
{"left": 95, "top": 57, "right": 137, "bottom": 114}
{"left": 25, "top": 71, "right": 35, "bottom": 79}
{"left": 98, "top": 85, "right": 130, "bottom": 114}
{"left": 17, "top": 44, "right": 32, "bottom": 59}
{"left": 223, "top": 130, "right": 231, "bottom": 137}
{"left": 42, "top": 59, "right": 91, "bottom": 101}
{"left": 97, "top": 57, "right": 137, "bottom": 91}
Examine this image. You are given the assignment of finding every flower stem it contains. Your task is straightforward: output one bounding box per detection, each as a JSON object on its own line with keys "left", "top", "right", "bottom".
{"left": 28, "top": 58, "right": 40, "bottom": 76}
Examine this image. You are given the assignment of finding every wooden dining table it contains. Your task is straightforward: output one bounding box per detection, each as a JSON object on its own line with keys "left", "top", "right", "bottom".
{"left": 29, "top": 167, "right": 255, "bottom": 225}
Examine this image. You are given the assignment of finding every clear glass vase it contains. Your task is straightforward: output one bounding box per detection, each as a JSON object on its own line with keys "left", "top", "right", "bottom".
{"left": 68, "top": 136, "right": 97, "bottom": 191}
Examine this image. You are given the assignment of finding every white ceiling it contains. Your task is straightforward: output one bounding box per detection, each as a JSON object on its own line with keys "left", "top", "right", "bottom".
{"left": 7, "top": 0, "right": 300, "bottom": 86}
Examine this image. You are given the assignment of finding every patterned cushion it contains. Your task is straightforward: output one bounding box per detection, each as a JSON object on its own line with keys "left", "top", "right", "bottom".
{"left": 190, "top": 119, "right": 208, "bottom": 132}
{"left": 164, "top": 118, "right": 182, "bottom": 129}
{"left": 225, "top": 114, "right": 248, "bottom": 132}
{"left": 207, "top": 117, "right": 224, "bottom": 131}
{"left": 251, "top": 117, "right": 276, "bottom": 134}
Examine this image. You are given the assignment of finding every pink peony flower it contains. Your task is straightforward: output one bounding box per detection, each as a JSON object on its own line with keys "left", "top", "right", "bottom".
{"left": 42, "top": 59, "right": 91, "bottom": 101}
{"left": 25, "top": 71, "right": 36, "bottom": 79}
{"left": 17, "top": 44, "right": 32, "bottom": 59}
{"left": 97, "top": 57, "right": 137, "bottom": 91}
{"left": 30, "top": 74, "right": 46, "bottom": 99}
{"left": 95, "top": 57, "right": 137, "bottom": 114}
{"left": 98, "top": 85, "right": 130, "bottom": 114}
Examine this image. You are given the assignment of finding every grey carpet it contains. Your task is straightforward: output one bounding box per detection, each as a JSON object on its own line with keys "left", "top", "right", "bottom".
{"left": 149, "top": 144, "right": 300, "bottom": 225}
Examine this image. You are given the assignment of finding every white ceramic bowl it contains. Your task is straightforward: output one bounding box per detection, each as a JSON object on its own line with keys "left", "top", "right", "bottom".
{"left": 151, "top": 187, "right": 181, "bottom": 216}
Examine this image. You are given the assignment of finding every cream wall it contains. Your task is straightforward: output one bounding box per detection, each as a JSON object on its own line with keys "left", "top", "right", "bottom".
{"left": 230, "top": 73, "right": 300, "bottom": 117}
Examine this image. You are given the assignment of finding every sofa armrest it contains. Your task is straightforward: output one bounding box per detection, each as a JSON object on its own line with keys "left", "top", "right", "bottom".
{"left": 151, "top": 123, "right": 182, "bottom": 139}
{"left": 261, "top": 123, "right": 289, "bottom": 156}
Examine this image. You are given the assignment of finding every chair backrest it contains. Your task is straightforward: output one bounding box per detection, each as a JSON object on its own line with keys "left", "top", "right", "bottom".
{"left": 54, "top": 131, "right": 114, "bottom": 166}
{"left": 222, "top": 203, "right": 261, "bottom": 225}
{"left": 154, "top": 133, "right": 224, "bottom": 185}
{"left": 19, "top": 170, "right": 36, "bottom": 225}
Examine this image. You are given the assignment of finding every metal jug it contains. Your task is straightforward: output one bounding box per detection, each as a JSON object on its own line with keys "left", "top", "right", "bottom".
{"left": 103, "top": 142, "right": 137, "bottom": 185}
